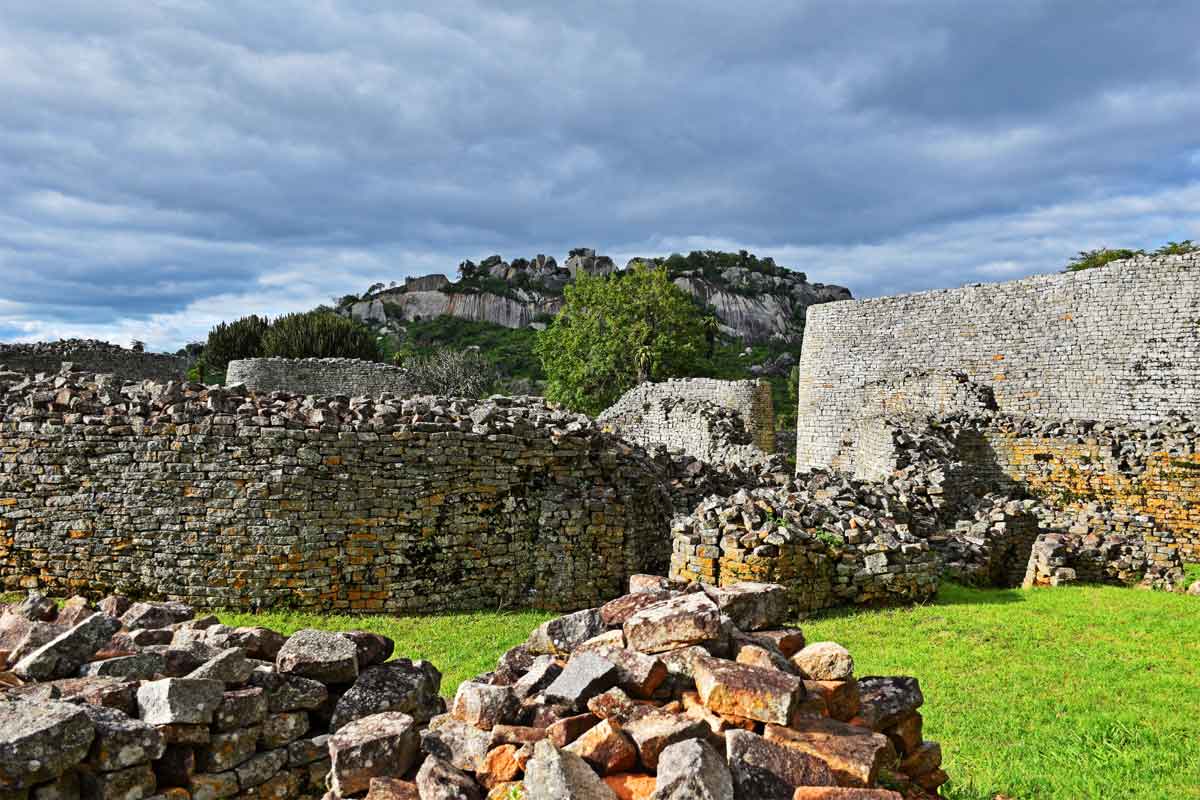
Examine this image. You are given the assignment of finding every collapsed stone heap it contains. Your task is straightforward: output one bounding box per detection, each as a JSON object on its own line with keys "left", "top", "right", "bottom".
{"left": 670, "top": 473, "right": 941, "bottom": 614}
{"left": 1, "top": 579, "right": 948, "bottom": 800}
{"left": 1, "top": 593, "right": 443, "bottom": 800}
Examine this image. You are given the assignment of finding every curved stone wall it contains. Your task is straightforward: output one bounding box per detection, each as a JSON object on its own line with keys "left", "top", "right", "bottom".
{"left": 795, "top": 253, "right": 1200, "bottom": 471}
{"left": 226, "top": 357, "right": 413, "bottom": 397}
{"left": 0, "top": 340, "right": 190, "bottom": 383}
{"left": 0, "top": 375, "right": 673, "bottom": 612}
{"left": 599, "top": 378, "right": 775, "bottom": 460}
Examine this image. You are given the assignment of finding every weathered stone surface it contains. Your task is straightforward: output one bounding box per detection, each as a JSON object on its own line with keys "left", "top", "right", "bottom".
{"left": 576, "top": 630, "right": 627, "bottom": 653}
{"left": 622, "top": 712, "right": 710, "bottom": 772}
{"left": 803, "top": 681, "right": 860, "bottom": 723}
{"left": 420, "top": 715, "right": 493, "bottom": 772}
{"left": 234, "top": 749, "right": 287, "bottom": 790}
{"left": 898, "top": 740, "right": 941, "bottom": 778}
{"left": 81, "top": 705, "right": 165, "bottom": 771}
{"left": 155, "top": 725, "right": 210, "bottom": 747}
{"left": 14, "top": 592, "right": 57, "bottom": 622}
{"left": 330, "top": 659, "right": 442, "bottom": 731}
{"left": 213, "top": 688, "right": 268, "bottom": 732}
{"left": 286, "top": 734, "right": 329, "bottom": 767}
{"left": 121, "top": 603, "right": 194, "bottom": 631}
{"left": 41, "top": 676, "right": 139, "bottom": 716}
{"left": 415, "top": 755, "right": 482, "bottom": 800}
{"left": 55, "top": 598, "right": 94, "bottom": 629}
{"left": 854, "top": 678, "right": 923, "bottom": 731}
{"left": 604, "top": 772, "right": 657, "bottom": 800}
{"left": 1, "top": 616, "right": 60, "bottom": 665}
{"left": 0, "top": 700, "right": 95, "bottom": 788}
{"left": 565, "top": 719, "right": 638, "bottom": 775}
{"left": 32, "top": 767, "right": 80, "bottom": 800}
{"left": 511, "top": 656, "right": 562, "bottom": 703}
{"left": 78, "top": 653, "right": 165, "bottom": 681}
{"left": 599, "top": 593, "right": 673, "bottom": 628}
{"left": 260, "top": 712, "right": 309, "bottom": 748}
{"left": 246, "top": 666, "right": 328, "bottom": 713}
{"left": 152, "top": 745, "right": 195, "bottom": 788}
{"left": 196, "top": 727, "right": 260, "bottom": 773}
{"left": 224, "top": 628, "right": 287, "bottom": 662}
{"left": 339, "top": 631, "right": 394, "bottom": 670}
{"left": 452, "top": 682, "right": 517, "bottom": 731}
{"left": 881, "top": 713, "right": 921, "bottom": 757}
{"left": 493, "top": 645, "right": 535, "bottom": 686}
{"left": 749, "top": 630, "right": 806, "bottom": 659}
{"left": 584, "top": 648, "right": 667, "bottom": 699}
{"left": 476, "top": 745, "right": 521, "bottom": 790}
{"left": 543, "top": 653, "right": 619, "bottom": 709}
{"left": 704, "top": 582, "right": 789, "bottom": 632}
{"left": 765, "top": 720, "right": 894, "bottom": 788}
{"left": 694, "top": 657, "right": 802, "bottom": 726}
{"left": 275, "top": 630, "right": 358, "bottom": 685}
{"left": 364, "top": 777, "right": 419, "bottom": 800}
{"left": 188, "top": 771, "right": 239, "bottom": 800}
{"left": 490, "top": 725, "right": 547, "bottom": 747}
{"left": 148, "top": 643, "right": 219, "bottom": 678}
{"left": 187, "top": 649, "right": 253, "bottom": 684}
{"left": 651, "top": 738, "right": 732, "bottom": 800}
{"left": 524, "top": 740, "right": 618, "bottom": 800}
{"left": 725, "top": 730, "right": 836, "bottom": 800}
{"left": 137, "top": 679, "right": 225, "bottom": 726}
{"left": 329, "top": 711, "right": 419, "bottom": 797}
{"left": 13, "top": 614, "right": 122, "bottom": 682}
{"left": 526, "top": 609, "right": 606, "bottom": 656}
{"left": 623, "top": 595, "right": 723, "bottom": 655}
{"left": 792, "top": 644, "right": 854, "bottom": 682}
{"left": 77, "top": 762, "right": 156, "bottom": 800}
{"left": 586, "top": 688, "right": 636, "bottom": 722}
{"left": 734, "top": 642, "right": 794, "bottom": 675}
{"left": 629, "top": 575, "right": 672, "bottom": 594}
{"left": 98, "top": 597, "right": 133, "bottom": 619}
{"left": 546, "top": 713, "right": 601, "bottom": 748}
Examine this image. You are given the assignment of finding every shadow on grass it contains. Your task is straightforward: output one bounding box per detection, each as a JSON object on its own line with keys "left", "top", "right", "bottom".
{"left": 931, "top": 582, "right": 1028, "bottom": 607}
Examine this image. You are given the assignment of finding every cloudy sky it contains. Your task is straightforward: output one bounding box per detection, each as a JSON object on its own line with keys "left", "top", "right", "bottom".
{"left": 2, "top": 1, "right": 1199, "bottom": 350}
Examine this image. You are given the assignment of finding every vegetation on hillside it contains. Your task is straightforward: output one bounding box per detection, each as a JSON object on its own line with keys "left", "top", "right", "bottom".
{"left": 193, "top": 311, "right": 380, "bottom": 382}
{"left": 1065, "top": 240, "right": 1197, "bottom": 272}
{"left": 215, "top": 581, "right": 1200, "bottom": 800}
{"left": 535, "top": 264, "right": 709, "bottom": 415}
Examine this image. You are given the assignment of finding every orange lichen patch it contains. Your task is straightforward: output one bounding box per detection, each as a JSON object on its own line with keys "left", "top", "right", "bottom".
{"left": 0, "top": 498, "right": 17, "bottom": 506}
{"left": 68, "top": 530, "right": 91, "bottom": 540}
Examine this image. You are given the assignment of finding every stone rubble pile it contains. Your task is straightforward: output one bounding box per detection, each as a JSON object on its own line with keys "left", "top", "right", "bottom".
{"left": 669, "top": 475, "right": 941, "bottom": 614}
{"left": 0, "top": 593, "right": 444, "bottom": 800}
{"left": 1, "top": 580, "right": 950, "bottom": 800}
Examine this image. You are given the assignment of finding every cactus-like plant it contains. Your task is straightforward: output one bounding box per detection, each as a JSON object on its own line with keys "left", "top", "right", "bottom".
{"left": 261, "top": 311, "right": 382, "bottom": 361}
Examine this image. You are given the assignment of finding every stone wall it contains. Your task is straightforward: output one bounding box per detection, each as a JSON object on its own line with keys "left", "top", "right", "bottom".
{"left": 225, "top": 358, "right": 414, "bottom": 397}
{"left": 0, "top": 373, "right": 673, "bottom": 612}
{"left": 599, "top": 378, "right": 775, "bottom": 461}
{"left": 796, "top": 254, "right": 1200, "bottom": 471}
{"left": 0, "top": 340, "right": 190, "bottom": 384}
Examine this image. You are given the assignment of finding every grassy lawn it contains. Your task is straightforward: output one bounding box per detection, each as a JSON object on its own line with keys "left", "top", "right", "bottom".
{"left": 7, "top": 583, "right": 1197, "bottom": 798}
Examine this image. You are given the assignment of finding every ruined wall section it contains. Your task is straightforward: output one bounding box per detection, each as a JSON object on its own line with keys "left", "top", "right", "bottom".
{"left": 226, "top": 357, "right": 413, "bottom": 397}
{"left": 0, "top": 376, "right": 673, "bottom": 612}
{"left": 795, "top": 254, "right": 1200, "bottom": 471}
{"left": 599, "top": 378, "right": 775, "bottom": 460}
{"left": 0, "top": 340, "right": 190, "bottom": 383}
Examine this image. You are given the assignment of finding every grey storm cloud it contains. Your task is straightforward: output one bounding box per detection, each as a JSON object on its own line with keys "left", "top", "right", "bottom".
{"left": 1, "top": 0, "right": 1199, "bottom": 349}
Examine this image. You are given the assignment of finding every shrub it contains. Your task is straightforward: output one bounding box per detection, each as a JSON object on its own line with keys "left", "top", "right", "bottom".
{"left": 1065, "top": 248, "right": 1143, "bottom": 272}
{"left": 203, "top": 315, "right": 271, "bottom": 374}
{"left": 397, "top": 347, "right": 497, "bottom": 398}
{"left": 261, "top": 311, "right": 382, "bottom": 361}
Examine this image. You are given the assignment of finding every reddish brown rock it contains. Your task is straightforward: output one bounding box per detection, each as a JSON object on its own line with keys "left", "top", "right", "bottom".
{"left": 791, "top": 789, "right": 903, "bottom": 799}
{"left": 803, "top": 680, "right": 860, "bottom": 722}
{"left": 898, "top": 740, "right": 941, "bottom": 778}
{"left": 621, "top": 711, "right": 710, "bottom": 771}
{"left": 365, "top": 777, "right": 420, "bottom": 800}
{"left": 599, "top": 592, "right": 673, "bottom": 628}
{"left": 882, "top": 713, "right": 922, "bottom": 757}
{"left": 725, "top": 729, "right": 836, "bottom": 799}
{"left": 546, "top": 713, "right": 600, "bottom": 748}
{"left": 604, "top": 772, "right": 657, "bottom": 800}
{"left": 477, "top": 744, "right": 522, "bottom": 789}
{"left": 565, "top": 719, "right": 638, "bottom": 775}
{"left": 622, "top": 594, "right": 723, "bottom": 655}
{"left": 694, "top": 656, "right": 803, "bottom": 726}
{"left": 765, "top": 719, "right": 895, "bottom": 788}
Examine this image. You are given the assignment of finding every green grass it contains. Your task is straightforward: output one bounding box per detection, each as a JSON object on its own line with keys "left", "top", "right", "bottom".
{"left": 9, "top": 582, "right": 1197, "bottom": 798}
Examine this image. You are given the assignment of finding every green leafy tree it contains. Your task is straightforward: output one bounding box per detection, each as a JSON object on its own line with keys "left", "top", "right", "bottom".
{"left": 262, "top": 311, "right": 382, "bottom": 361}
{"left": 535, "top": 264, "right": 706, "bottom": 414}
{"left": 1065, "top": 247, "right": 1143, "bottom": 272}
{"left": 1155, "top": 240, "right": 1198, "bottom": 255}
{"left": 203, "top": 315, "right": 271, "bottom": 375}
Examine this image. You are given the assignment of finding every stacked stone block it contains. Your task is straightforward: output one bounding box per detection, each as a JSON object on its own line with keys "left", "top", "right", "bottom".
{"left": 600, "top": 378, "right": 776, "bottom": 459}
{"left": 0, "top": 371, "right": 672, "bottom": 613}
{"left": 0, "top": 340, "right": 190, "bottom": 385}
{"left": 0, "top": 595, "right": 444, "bottom": 800}
{"left": 224, "top": 358, "right": 415, "bottom": 398}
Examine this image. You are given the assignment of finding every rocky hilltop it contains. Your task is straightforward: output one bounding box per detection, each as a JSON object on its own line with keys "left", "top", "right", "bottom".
{"left": 343, "top": 249, "right": 851, "bottom": 343}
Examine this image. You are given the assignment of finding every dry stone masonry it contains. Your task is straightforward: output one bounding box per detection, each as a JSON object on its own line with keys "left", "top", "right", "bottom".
{"left": 599, "top": 378, "right": 777, "bottom": 460}
{"left": 0, "top": 369, "right": 673, "bottom": 612}
{"left": 0, "top": 580, "right": 949, "bottom": 799}
{"left": 225, "top": 358, "right": 417, "bottom": 399}
{"left": 0, "top": 340, "right": 191, "bottom": 385}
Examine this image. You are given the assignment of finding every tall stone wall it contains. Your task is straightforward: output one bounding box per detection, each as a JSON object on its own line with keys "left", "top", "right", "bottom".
{"left": 0, "top": 340, "right": 190, "bottom": 383}
{"left": 226, "top": 357, "right": 413, "bottom": 397}
{"left": 0, "top": 374, "right": 673, "bottom": 612}
{"left": 599, "top": 378, "right": 775, "bottom": 460}
{"left": 795, "top": 254, "right": 1200, "bottom": 471}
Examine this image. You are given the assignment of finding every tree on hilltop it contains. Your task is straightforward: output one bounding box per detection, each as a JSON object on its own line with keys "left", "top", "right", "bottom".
{"left": 535, "top": 264, "right": 708, "bottom": 415}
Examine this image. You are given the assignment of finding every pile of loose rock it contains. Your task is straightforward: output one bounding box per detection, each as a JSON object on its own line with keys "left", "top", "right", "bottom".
{"left": 1, "top": 580, "right": 949, "bottom": 799}
{"left": 1, "top": 593, "right": 443, "bottom": 800}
